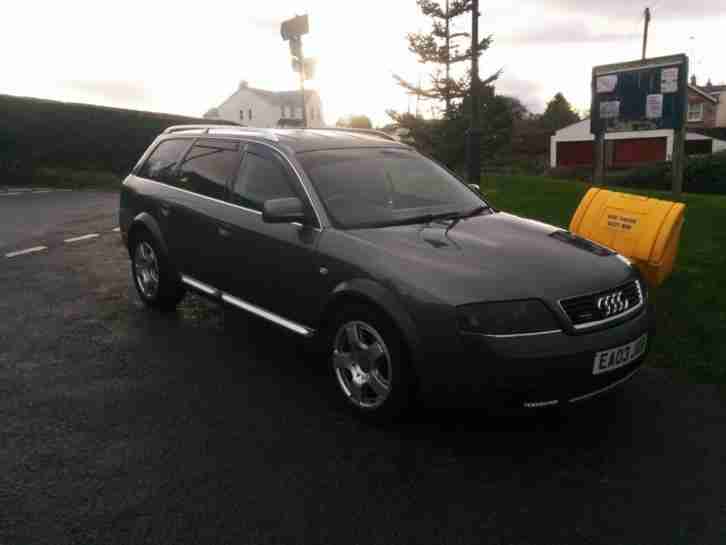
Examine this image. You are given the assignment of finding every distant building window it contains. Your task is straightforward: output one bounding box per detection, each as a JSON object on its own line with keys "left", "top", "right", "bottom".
{"left": 295, "top": 107, "right": 302, "bottom": 119}
{"left": 248, "top": 108, "right": 253, "bottom": 121}
{"left": 310, "top": 107, "right": 315, "bottom": 121}
{"left": 281, "top": 106, "right": 285, "bottom": 118}
{"left": 239, "top": 109, "right": 245, "bottom": 121}
{"left": 688, "top": 103, "right": 704, "bottom": 122}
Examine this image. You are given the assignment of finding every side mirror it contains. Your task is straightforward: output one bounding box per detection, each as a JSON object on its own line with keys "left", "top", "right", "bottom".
{"left": 262, "top": 197, "right": 306, "bottom": 224}
{"left": 468, "top": 183, "right": 482, "bottom": 195}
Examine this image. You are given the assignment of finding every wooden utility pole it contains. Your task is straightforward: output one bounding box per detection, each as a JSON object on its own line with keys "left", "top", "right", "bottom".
{"left": 642, "top": 8, "right": 651, "bottom": 59}
{"left": 466, "top": 0, "right": 481, "bottom": 186}
{"left": 444, "top": 0, "right": 451, "bottom": 114}
{"left": 593, "top": 132, "right": 606, "bottom": 185}
{"left": 672, "top": 55, "right": 689, "bottom": 198}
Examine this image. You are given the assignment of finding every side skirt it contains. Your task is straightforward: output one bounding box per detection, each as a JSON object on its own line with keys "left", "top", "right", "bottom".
{"left": 180, "top": 274, "right": 315, "bottom": 338}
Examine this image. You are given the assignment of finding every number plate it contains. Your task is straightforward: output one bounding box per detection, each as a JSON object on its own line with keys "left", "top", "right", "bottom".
{"left": 593, "top": 334, "right": 647, "bottom": 375}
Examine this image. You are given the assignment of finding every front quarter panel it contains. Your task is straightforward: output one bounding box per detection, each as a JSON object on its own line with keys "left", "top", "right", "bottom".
{"left": 314, "top": 229, "right": 465, "bottom": 388}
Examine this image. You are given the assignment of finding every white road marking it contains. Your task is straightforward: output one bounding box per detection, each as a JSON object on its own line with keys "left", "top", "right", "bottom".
{"left": 64, "top": 233, "right": 100, "bottom": 243}
{"left": 0, "top": 188, "right": 72, "bottom": 196}
{"left": 5, "top": 246, "right": 48, "bottom": 258}
{"left": 112, "top": 227, "right": 120, "bottom": 232}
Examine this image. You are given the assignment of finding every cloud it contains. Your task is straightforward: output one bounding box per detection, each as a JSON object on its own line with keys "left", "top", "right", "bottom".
{"left": 541, "top": 0, "right": 725, "bottom": 20}
{"left": 59, "top": 80, "right": 149, "bottom": 106}
{"left": 247, "top": 14, "right": 284, "bottom": 33}
{"left": 500, "top": 21, "right": 640, "bottom": 46}
{"left": 494, "top": 76, "right": 546, "bottom": 113}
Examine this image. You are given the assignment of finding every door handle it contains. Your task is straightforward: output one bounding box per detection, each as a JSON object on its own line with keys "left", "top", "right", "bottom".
{"left": 218, "top": 226, "right": 230, "bottom": 237}
{"left": 160, "top": 204, "right": 171, "bottom": 217}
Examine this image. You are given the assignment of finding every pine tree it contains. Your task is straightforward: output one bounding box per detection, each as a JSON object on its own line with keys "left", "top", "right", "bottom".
{"left": 394, "top": 0, "right": 500, "bottom": 118}
{"left": 539, "top": 93, "right": 580, "bottom": 132}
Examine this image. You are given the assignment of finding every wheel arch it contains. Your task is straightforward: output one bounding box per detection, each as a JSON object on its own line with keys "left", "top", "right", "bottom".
{"left": 317, "top": 278, "right": 423, "bottom": 368}
{"left": 127, "top": 212, "right": 169, "bottom": 259}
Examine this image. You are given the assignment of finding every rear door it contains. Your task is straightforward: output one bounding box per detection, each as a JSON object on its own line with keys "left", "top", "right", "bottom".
{"left": 214, "top": 142, "right": 324, "bottom": 328}
{"left": 166, "top": 138, "right": 243, "bottom": 287}
{"left": 134, "top": 137, "right": 194, "bottom": 241}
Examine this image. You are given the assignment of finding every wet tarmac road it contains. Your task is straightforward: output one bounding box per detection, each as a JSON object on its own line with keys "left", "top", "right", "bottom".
{"left": 1, "top": 190, "right": 725, "bottom": 544}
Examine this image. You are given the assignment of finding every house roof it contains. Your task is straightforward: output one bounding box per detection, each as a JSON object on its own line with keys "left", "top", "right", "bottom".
{"left": 689, "top": 84, "right": 719, "bottom": 103}
{"left": 218, "top": 84, "right": 318, "bottom": 111}
{"left": 700, "top": 83, "right": 726, "bottom": 96}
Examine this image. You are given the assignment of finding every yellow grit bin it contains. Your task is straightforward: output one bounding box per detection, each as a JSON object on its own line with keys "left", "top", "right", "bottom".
{"left": 569, "top": 188, "right": 686, "bottom": 287}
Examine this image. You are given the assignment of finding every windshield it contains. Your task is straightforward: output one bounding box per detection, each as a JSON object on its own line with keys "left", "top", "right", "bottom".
{"left": 297, "top": 148, "right": 488, "bottom": 229}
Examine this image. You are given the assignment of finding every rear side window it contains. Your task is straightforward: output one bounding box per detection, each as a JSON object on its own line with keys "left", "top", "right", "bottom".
{"left": 177, "top": 139, "right": 241, "bottom": 200}
{"left": 138, "top": 139, "right": 190, "bottom": 184}
{"left": 231, "top": 151, "right": 297, "bottom": 211}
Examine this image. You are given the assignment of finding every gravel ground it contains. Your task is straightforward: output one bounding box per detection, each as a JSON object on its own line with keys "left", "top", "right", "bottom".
{"left": 1, "top": 191, "right": 726, "bottom": 545}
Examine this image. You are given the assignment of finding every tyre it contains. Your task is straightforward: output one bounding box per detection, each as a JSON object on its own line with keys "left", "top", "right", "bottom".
{"left": 130, "top": 230, "right": 185, "bottom": 311}
{"left": 324, "top": 303, "right": 416, "bottom": 420}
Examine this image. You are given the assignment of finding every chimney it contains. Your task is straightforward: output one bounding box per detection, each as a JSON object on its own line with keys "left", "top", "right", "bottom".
{"left": 690, "top": 74, "right": 697, "bottom": 86}
{"left": 239, "top": 80, "right": 249, "bottom": 90}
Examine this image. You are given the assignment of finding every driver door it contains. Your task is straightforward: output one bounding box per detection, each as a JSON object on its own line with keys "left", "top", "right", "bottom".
{"left": 213, "top": 142, "right": 325, "bottom": 329}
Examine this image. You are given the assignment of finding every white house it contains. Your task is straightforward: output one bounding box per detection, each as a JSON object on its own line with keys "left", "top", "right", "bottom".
{"left": 204, "top": 81, "right": 325, "bottom": 128}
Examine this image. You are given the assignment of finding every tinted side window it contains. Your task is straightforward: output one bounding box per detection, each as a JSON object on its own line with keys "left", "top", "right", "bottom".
{"left": 178, "top": 139, "right": 241, "bottom": 200}
{"left": 138, "top": 139, "right": 190, "bottom": 184}
{"left": 231, "top": 152, "right": 297, "bottom": 211}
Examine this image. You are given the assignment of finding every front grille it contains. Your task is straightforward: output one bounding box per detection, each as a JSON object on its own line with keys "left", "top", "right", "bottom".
{"left": 559, "top": 280, "right": 643, "bottom": 329}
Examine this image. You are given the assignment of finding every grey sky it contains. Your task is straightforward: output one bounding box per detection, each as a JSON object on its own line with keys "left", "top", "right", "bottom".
{"left": 1, "top": 0, "right": 723, "bottom": 126}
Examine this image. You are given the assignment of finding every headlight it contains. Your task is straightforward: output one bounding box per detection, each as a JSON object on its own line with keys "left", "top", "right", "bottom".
{"left": 457, "top": 299, "right": 560, "bottom": 335}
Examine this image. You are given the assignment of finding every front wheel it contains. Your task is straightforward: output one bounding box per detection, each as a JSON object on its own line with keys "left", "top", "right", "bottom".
{"left": 326, "top": 304, "right": 416, "bottom": 420}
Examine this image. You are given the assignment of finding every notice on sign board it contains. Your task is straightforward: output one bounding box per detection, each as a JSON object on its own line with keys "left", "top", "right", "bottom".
{"left": 596, "top": 75, "right": 618, "bottom": 93}
{"left": 646, "top": 94, "right": 664, "bottom": 119}
{"left": 661, "top": 67, "right": 679, "bottom": 93}
{"left": 599, "top": 100, "right": 620, "bottom": 119}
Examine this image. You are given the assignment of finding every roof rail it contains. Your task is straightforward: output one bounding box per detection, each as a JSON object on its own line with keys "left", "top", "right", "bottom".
{"left": 302, "top": 127, "right": 397, "bottom": 142}
{"left": 162, "top": 124, "right": 280, "bottom": 142}
{"left": 163, "top": 124, "right": 242, "bottom": 134}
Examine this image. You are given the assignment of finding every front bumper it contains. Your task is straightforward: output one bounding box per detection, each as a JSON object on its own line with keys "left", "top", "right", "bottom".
{"left": 422, "top": 303, "right": 655, "bottom": 408}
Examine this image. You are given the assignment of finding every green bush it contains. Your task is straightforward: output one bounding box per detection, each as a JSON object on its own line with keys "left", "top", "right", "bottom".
{"left": 549, "top": 151, "right": 726, "bottom": 195}
{"left": 0, "top": 94, "right": 235, "bottom": 181}
{"left": 684, "top": 151, "right": 726, "bottom": 194}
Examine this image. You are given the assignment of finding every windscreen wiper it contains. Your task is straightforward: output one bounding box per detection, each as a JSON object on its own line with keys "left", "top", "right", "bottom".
{"left": 445, "top": 205, "right": 490, "bottom": 233}
{"left": 383, "top": 206, "right": 489, "bottom": 227}
{"left": 384, "top": 211, "right": 463, "bottom": 226}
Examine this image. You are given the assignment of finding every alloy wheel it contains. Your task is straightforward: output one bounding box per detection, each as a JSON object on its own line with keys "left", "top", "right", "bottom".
{"left": 332, "top": 320, "right": 392, "bottom": 409}
{"left": 134, "top": 241, "right": 160, "bottom": 299}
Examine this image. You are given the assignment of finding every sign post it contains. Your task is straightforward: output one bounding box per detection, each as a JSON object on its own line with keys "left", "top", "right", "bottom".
{"left": 590, "top": 54, "right": 688, "bottom": 197}
{"left": 281, "top": 14, "right": 311, "bottom": 128}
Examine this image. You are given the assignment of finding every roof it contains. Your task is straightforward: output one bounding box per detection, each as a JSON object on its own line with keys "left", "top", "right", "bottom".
{"left": 689, "top": 84, "right": 718, "bottom": 103}
{"left": 699, "top": 83, "right": 726, "bottom": 94}
{"left": 218, "top": 84, "right": 319, "bottom": 111}
{"left": 162, "top": 125, "right": 405, "bottom": 153}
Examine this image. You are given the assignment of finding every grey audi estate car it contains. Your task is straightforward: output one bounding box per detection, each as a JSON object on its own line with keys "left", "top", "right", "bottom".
{"left": 120, "top": 125, "right": 654, "bottom": 418}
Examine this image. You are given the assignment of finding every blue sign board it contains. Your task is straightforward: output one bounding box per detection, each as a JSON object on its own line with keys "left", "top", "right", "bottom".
{"left": 591, "top": 54, "right": 688, "bottom": 134}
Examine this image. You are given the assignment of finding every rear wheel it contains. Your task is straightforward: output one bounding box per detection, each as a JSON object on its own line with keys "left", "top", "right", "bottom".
{"left": 325, "top": 304, "right": 416, "bottom": 420}
{"left": 131, "top": 231, "right": 185, "bottom": 311}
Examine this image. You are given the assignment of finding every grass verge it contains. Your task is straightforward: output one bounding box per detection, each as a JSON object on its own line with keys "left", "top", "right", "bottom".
{"left": 481, "top": 174, "right": 726, "bottom": 387}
